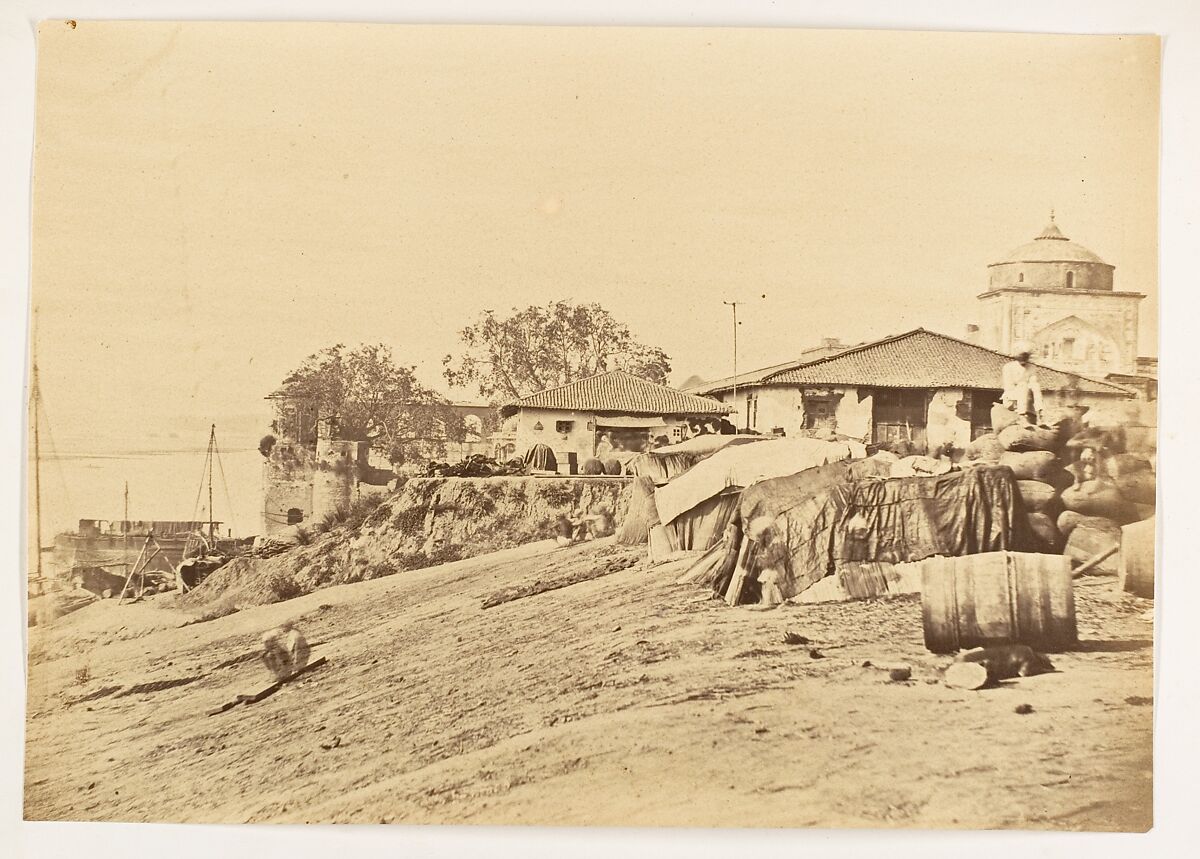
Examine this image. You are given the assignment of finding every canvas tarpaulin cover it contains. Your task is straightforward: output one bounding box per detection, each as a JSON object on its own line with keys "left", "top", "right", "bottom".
{"left": 737, "top": 464, "right": 1035, "bottom": 599}
{"left": 630, "top": 434, "right": 765, "bottom": 485}
{"left": 654, "top": 437, "right": 868, "bottom": 525}
{"left": 649, "top": 488, "right": 741, "bottom": 559}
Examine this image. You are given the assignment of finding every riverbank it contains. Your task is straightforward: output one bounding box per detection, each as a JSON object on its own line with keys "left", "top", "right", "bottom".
{"left": 25, "top": 540, "right": 1152, "bottom": 830}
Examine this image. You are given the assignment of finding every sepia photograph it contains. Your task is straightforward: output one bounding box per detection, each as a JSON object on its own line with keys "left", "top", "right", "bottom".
{"left": 15, "top": 14, "right": 1169, "bottom": 839}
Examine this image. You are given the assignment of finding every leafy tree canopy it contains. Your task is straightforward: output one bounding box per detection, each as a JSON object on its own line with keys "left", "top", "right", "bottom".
{"left": 443, "top": 301, "right": 671, "bottom": 401}
{"left": 272, "top": 343, "right": 466, "bottom": 465}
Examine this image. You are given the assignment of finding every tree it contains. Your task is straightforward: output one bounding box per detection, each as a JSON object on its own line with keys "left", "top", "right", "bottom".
{"left": 272, "top": 344, "right": 463, "bottom": 465}
{"left": 443, "top": 301, "right": 672, "bottom": 401}
{"left": 258, "top": 434, "right": 277, "bottom": 458}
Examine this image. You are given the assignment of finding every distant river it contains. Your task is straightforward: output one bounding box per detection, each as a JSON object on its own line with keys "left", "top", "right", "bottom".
{"left": 31, "top": 445, "right": 266, "bottom": 551}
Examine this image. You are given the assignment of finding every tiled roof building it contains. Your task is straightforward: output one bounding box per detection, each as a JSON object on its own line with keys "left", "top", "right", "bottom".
{"left": 691, "top": 328, "right": 1131, "bottom": 454}
{"left": 500, "top": 370, "right": 732, "bottom": 418}
{"left": 765, "top": 329, "right": 1129, "bottom": 396}
{"left": 499, "top": 371, "right": 731, "bottom": 472}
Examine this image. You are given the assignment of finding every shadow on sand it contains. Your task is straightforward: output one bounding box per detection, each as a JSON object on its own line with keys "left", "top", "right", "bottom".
{"left": 1068, "top": 638, "right": 1153, "bottom": 653}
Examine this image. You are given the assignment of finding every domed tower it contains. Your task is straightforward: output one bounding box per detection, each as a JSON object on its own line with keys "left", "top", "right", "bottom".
{"left": 975, "top": 214, "right": 1143, "bottom": 378}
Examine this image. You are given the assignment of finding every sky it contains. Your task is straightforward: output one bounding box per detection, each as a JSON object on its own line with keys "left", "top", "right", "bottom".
{"left": 30, "top": 22, "right": 1160, "bottom": 454}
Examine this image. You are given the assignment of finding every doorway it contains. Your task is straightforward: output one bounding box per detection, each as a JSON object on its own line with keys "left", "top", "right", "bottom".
{"left": 871, "top": 388, "right": 928, "bottom": 451}
{"left": 969, "top": 389, "right": 1003, "bottom": 439}
{"left": 803, "top": 396, "right": 839, "bottom": 433}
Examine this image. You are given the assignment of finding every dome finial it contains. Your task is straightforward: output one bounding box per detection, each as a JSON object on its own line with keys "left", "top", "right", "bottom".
{"left": 1036, "top": 212, "right": 1067, "bottom": 241}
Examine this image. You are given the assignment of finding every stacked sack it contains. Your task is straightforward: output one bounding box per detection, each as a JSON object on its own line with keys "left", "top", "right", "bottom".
{"left": 964, "top": 403, "right": 1156, "bottom": 574}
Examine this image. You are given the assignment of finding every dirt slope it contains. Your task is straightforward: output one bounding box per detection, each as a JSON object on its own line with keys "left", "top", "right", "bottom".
{"left": 184, "top": 476, "right": 630, "bottom": 610}
{"left": 24, "top": 540, "right": 1152, "bottom": 830}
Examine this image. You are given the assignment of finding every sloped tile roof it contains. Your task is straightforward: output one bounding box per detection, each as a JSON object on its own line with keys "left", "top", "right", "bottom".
{"left": 501, "top": 370, "right": 733, "bottom": 418}
{"left": 684, "top": 359, "right": 811, "bottom": 396}
{"left": 764, "top": 329, "right": 1131, "bottom": 396}
{"left": 687, "top": 342, "right": 865, "bottom": 396}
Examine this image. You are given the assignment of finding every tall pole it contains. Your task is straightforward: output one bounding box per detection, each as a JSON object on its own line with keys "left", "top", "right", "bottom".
{"left": 723, "top": 301, "right": 740, "bottom": 430}
{"left": 123, "top": 481, "right": 129, "bottom": 577}
{"left": 31, "top": 364, "right": 43, "bottom": 585}
{"left": 207, "top": 424, "right": 215, "bottom": 543}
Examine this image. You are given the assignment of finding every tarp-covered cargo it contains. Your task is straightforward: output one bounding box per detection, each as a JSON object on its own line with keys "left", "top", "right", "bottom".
{"left": 683, "top": 457, "right": 891, "bottom": 588}
{"left": 648, "top": 488, "right": 740, "bottom": 559}
{"left": 629, "top": 434, "right": 765, "bottom": 485}
{"left": 728, "top": 464, "right": 1035, "bottom": 604}
{"left": 654, "top": 437, "right": 867, "bottom": 525}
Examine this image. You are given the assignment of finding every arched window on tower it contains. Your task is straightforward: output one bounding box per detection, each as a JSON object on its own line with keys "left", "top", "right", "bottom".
{"left": 1066, "top": 271, "right": 1075, "bottom": 289}
{"left": 1018, "top": 272, "right": 1024, "bottom": 283}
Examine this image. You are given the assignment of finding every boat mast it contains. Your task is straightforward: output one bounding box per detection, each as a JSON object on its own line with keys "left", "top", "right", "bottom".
{"left": 207, "top": 423, "right": 216, "bottom": 544}
{"left": 31, "top": 362, "right": 43, "bottom": 585}
{"left": 123, "top": 481, "right": 130, "bottom": 576}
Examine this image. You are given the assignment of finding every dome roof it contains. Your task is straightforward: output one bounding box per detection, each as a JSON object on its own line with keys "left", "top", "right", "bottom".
{"left": 991, "top": 216, "right": 1110, "bottom": 267}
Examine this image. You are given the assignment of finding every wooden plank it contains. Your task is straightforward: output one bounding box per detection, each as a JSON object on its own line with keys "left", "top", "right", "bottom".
{"left": 117, "top": 536, "right": 151, "bottom": 602}
{"left": 710, "top": 522, "right": 743, "bottom": 595}
{"left": 207, "top": 656, "right": 329, "bottom": 717}
{"left": 1072, "top": 544, "right": 1120, "bottom": 577}
{"left": 724, "top": 538, "right": 756, "bottom": 606}
{"left": 839, "top": 561, "right": 893, "bottom": 600}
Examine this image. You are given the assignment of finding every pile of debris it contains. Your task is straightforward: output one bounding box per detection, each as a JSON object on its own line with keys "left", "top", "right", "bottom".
{"left": 426, "top": 454, "right": 527, "bottom": 478}
{"left": 242, "top": 538, "right": 298, "bottom": 560}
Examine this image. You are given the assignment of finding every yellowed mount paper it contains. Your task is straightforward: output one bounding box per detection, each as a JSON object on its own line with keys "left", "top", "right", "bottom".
{"left": 26, "top": 21, "right": 1157, "bottom": 829}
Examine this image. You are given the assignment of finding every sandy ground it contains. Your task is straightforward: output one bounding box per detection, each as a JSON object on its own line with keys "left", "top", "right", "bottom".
{"left": 23, "top": 539, "right": 1153, "bottom": 831}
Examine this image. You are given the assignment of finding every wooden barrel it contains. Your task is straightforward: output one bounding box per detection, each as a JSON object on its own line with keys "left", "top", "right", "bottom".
{"left": 1118, "top": 516, "right": 1155, "bottom": 598}
{"left": 921, "top": 552, "right": 1077, "bottom": 654}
